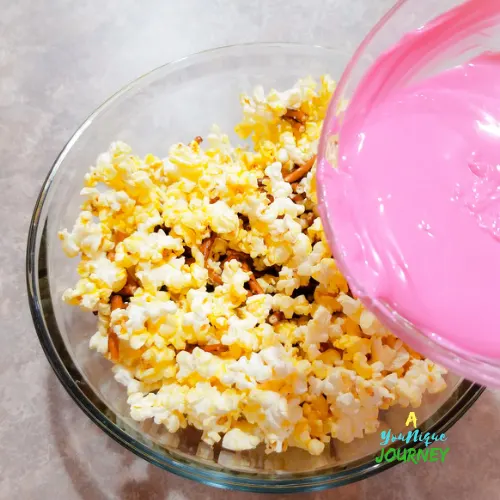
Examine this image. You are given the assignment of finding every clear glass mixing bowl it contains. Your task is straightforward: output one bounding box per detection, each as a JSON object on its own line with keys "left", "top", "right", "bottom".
{"left": 27, "top": 43, "right": 483, "bottom": 493}
{"left": 318, "top": 0, "right": 500, "bottom": 389}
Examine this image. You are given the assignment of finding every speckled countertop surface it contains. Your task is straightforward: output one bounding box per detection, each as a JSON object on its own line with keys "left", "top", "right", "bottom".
{"left": 2, "top": 0, "right": 500, "bottom": 498}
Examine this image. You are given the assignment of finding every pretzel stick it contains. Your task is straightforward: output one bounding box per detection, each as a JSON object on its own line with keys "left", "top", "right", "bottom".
{"left": 115, "top": 231, "right": 127, "bottom": 243}
{"left": 201, "top": 233, "right": 224, "bottom": 286}
{"left": 111, "top": 294, "right": 126, "bottom": 310}
{"left": 222, "top": 250, "right": 263, "bottom": 295}
{"left": 108, "top": 294, "right": 126, "bottom": 362}
{"left": 284, "top": 155, "right": 317, "bottom": 183}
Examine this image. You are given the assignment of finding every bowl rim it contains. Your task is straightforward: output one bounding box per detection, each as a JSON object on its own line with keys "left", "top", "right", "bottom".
{"left": 26, "top": 41, "right": 484, "bottom": 493}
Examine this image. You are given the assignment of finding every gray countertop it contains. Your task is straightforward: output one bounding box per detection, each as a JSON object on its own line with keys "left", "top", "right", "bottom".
{"left": 2, "top": 1, "right": 499, "bottom": 498}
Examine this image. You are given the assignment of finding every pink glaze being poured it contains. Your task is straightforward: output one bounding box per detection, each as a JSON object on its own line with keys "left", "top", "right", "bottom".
{"left": 317, "top": 0, "right": 500, "bottom": 359}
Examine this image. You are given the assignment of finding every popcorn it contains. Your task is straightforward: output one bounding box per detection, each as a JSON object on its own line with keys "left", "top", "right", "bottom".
{"left": 221, "top": 352, "right": 273, "bottom": 390}
{"left": 272, "top": 294, "right": 311, "bottom": 318}
{"left": 265, "top": 162, "right": 293, "bottom": 199}
{"left": 245, "top": 390, "right": 302, "bottom": 453}
{"left": 59, "top": 211, "right": 109, "bottom": 259}
{"left": 276, "top": 266, "right": 300, "bottom": 295}
{"left": 222, "top": 428, "right": 262, "bottom": 451}
{"left": 176, "top": 348, "right": 223, "bottom": 380}
{"left": 89, "top": 330, "right": 109, "bottom": 354}
{"left": 60, "top": 75, "right": 447, "bottom": 457}
{"left": 207, "top": 200, "right": 240, "bottom": 234}
{"left": 136, "top": 258, "right": 195, "bottom": 293}
{"left": 220, "top": 259, "right": 250, "bottom": 301}
{"left": 222, "top": 315, "right": 260, "bottom": 351}
{"left": 122, "top": 230, "right": 184, "bottom": 263}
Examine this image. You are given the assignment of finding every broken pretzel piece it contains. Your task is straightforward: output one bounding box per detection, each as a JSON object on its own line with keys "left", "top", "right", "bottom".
{"left": 319, "top": 342, "right": 333, "bottom": 352}
{"left": 224, "top": 249, "right": 250, "bottom": 263}
{"left": 118, "top": 274, "right": 139, "bottom": 297}
{"left": 222, "top": 249, "right": 263, "bottom": 295}
{"left": 115, "top": 231, "right": 127, "bottom": 243}
{"left": 256, "top": 177, "right": 275, "bottom": 204}
{"left": 292, "top": 193, "right": 305, "bottom": 204}
{"left": 268, "top": 311, "right": 285, "bottom": 325}
{"left": 184, "top": 343, "right": 196, "bottom": 353}
{"left": 208, "top": 268, "right": 223, "bottom": 286}
{"left": 110, "top": 294, "right": 126, "bottom": 311}
{"left": 201, "top": 233, "right": 217, "bottom": 262}
{"left": 284, "top": 155, "right": 317, "bottom": 183}
{"left": 241, "top": 261, "right": 264, "bottom": 295}
{"left": 301, "top": 212, "right": 316, "bottom": 228}
{"left": 283, "top": 108, "right": 308, "bottom": 125}
{"left": 201, "top": 343, "right": 229, "bottom": 354}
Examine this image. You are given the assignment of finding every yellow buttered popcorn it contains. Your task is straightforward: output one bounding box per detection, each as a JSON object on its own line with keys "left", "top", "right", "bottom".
{"left": 59, "top": 76, "right": 447, "bottom": 456}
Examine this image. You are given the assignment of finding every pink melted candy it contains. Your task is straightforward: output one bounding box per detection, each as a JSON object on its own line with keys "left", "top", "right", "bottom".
{"left": 317, "top": 0, "right": 500, "bottom": 359}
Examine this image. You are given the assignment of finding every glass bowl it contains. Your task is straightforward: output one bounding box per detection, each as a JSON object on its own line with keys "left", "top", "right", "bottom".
{"left": 317, "top": 0, "right": 500, "bottom": 389}
{"left": 27, "top": 43, "right": 483, "bottom": 493}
